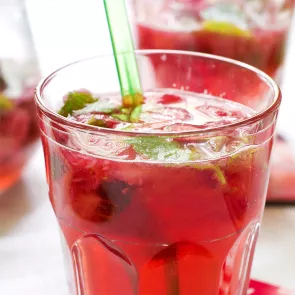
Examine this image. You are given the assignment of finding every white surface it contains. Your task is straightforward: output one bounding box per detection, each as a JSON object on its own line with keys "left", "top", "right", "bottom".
{"left": 0, "top": 146, "right": 68, "bottom": 294}
{"left": 1, "top": 0, "right": 295, "bottom": 294}
{"left": 252, "top": 207, "right": 295, "bottom": 288}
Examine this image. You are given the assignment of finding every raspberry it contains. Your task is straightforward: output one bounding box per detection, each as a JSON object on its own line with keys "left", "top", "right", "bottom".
{"left": 159, "top": 94, "right": 183, "bottom": 104}
{"left": 70, "top": 178, "right": 135, "bottom": 222}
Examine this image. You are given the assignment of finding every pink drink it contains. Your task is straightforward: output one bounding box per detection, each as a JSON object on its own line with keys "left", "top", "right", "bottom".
{"left": 35, "top": 52, "right": 281, "bottom": 295}
{"left": 0, "top": 3, "right": 40, "bottom": 193}
{"left": 134, "top": 0, "right": 294, "bottom": 79}
{"left": 0, "top": 86, "right": 39, "bottom": 192}
{"left": 42, "top": 92, "right": 274, "bottom": 294}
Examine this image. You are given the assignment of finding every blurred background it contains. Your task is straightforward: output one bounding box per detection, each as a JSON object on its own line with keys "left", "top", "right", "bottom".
{"left": 1, "top": 0, "right": 295, "bottom": 294}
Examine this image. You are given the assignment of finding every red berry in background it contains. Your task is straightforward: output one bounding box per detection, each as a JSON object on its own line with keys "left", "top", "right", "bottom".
{"left": 70, "top": 177, "right": 135, "bottom": 223}
{"left": 159, "top": 94, "right": 183, "bottom": 104}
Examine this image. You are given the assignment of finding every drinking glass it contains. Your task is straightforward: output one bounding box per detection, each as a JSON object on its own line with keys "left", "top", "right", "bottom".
{"left": 133, "top": 0, "right": 294, "bottom": 80}
{"left": 35, "top": 50, "right": 281, "bottom": 295}
{"left": 0, "top": 0, "right": 40, "bottom": 193}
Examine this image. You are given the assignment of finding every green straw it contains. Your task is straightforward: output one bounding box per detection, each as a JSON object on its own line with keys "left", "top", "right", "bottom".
{"left": 103, "top": 0, "right": 142, "bottom": 98}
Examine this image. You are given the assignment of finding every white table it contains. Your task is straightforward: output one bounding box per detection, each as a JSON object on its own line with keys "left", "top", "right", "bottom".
{"left": 1, "top": 1, "right": 295, "bottom": 294}
{"left": 0, "top": 147, "right": 68, "bottom": 294}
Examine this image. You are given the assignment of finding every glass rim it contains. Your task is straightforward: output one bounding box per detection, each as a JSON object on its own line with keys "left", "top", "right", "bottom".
{"left": 35, "top": 49, "right": 281, "bottom": 137}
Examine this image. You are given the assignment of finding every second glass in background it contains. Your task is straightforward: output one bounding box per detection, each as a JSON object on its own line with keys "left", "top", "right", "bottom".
{"left": 0, "top": 0, "right": 40, "bottom": 193}
{"left": 134, "top": 0, "right": 294, "bottom": 80}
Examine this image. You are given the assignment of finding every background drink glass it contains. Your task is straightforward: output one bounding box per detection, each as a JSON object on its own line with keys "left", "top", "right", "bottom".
{"left": 0, "top": 0, "right": 40, "bottom": 193}
{"left": 133, "top": 0, "right": 294, "bottom": 81}
{"left": 35, "top": 50, "right": 280, "bottom": 295}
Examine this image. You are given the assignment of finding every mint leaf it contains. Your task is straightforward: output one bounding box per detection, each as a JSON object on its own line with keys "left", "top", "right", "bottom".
{"left": 111, "top": 113, "right": 129, "bottom": 122}
{"left": 87, "top": 116, "right": 107, "bottom": 127}
{"left": 121, "top": 108, "right": 131, "bottom": 115}
{"left": 127, "top": 137, "right": 191, "bottom": 161}
{"left": 110, "top": 105, "right": 142, "bottom": 123}
{"left": 127, "top": 136, "right": 226, "bottom": 184}
{"left": 0, "top": 95, "right": 14, "bottom": 111}
{"left": 74, "top": 99, "right": 118, "bottom": 115}
{"left": 130, "top": 105, "right": 142, "bottom": 123}
{"left": 58, "top": 91, "right": 97, "bottom": 117}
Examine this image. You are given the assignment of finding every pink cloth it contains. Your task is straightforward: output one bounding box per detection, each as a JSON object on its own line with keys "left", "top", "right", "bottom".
{"left": 249, "top": 280, "right": 295, "bottom": 295}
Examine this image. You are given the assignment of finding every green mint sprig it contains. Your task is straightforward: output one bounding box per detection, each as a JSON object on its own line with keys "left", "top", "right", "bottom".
{"left": 87, "top": 116, "right": 107, "bottom": 127}
{"left": 58, "top": 91, "right": 98, "bottom": 117}
{"left": 127, "top": 136, "right": 227, "bottom": 185}
{"left": 111, "top": 94, "right": 144, "bottom": 123}
{"left": 58, "top": 91, "right": 143, "bottom": 123}
{"left": 114, "top": 93, "right": 144, "bottom": 123}
{"left": 127, "top": 136, "right": 192, "bottom": 161}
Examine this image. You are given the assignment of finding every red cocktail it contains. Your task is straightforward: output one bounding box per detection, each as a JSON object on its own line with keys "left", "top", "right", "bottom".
{"left": 134, "top": 0, "right": 294, "bottom": 79}
{"left": 0, "top": 2, "right": 40, "bottom": 193}
{"left": 35, "top": 51, "right": 281, "bottom": 295}
{"left": 0, "top": 83, "right": 39, "bottom": 193}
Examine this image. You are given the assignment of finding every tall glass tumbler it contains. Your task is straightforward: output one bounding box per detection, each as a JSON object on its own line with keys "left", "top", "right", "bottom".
{"left": 134, "top": 0, "right": 294, "bottom": 81}
{"left": 0, "top": 0, "right": 40, "bottom": 193}
{"left": 35, "top": 50, "right": 281, "bottom": 295}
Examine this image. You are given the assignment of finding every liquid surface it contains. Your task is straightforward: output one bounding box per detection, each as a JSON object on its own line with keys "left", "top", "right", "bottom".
{"left": 69, "top": 90, "right": 253, "bottom": 132}
{"left": 62, "top": 90, "right": 255, "bottom": 163}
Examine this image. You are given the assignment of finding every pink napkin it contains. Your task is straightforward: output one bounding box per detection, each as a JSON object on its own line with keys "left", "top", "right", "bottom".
{"left": 267, "top": 135, "right": 295, "bottom": 202}
{"left": 249, "top": 280, "right": 295, "bottom": 295}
